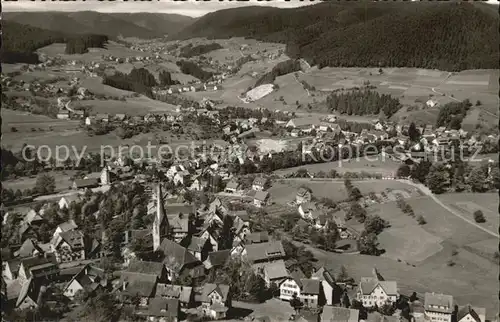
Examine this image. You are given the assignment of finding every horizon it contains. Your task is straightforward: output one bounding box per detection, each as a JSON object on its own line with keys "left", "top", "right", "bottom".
{"left": 3, "top": 0, "right": 498, "bottom": 18}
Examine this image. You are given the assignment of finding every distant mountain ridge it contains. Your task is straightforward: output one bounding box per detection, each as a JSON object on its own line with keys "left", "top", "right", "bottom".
{"left": 3, "top": 11, "right": 195, "bottom": 38}
{"left": 173, "top": 2, "right": 499, "bottom": 71}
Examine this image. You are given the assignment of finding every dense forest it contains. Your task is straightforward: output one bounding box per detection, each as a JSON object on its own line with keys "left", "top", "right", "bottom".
{"left": 1, "top": 21, "right": 66, "bottom": 64}
{"left": 254, "top": 59, "right": 301, "bottom": 87}
{"left": 159, "top": 70, "right": 180, "bottom": 86}
{"left": 1, "top": 21, "right": 109, "bottom": 63}
{"left": 436, "top": 100, "right": 473, "bottom": 130}
{"left": 325, "top": 89, "right": 402, "bottom": 118}
{"left": 103, "top": 68, "right": 158, "bottom": 98}
{"left": 176, "top": 60, "right": 213, "bottom": 81}
{"left": 179, "top": 43, "right": 223, "bottom": 58}
{"left": 65, "top": 35, "right": 108, "bottom": 54}
{"left": 173, "top": 2, "right": 499, "bottom": 71}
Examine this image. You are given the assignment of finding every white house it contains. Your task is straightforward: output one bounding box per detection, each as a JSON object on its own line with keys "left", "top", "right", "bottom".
{"left": 426, "top": 99, "right": 438, "bottom": 108}
{"left": 252, "top": 177, "right": 268, "bottom": 191}
{"left": 311, "top": 267, "right": 336, "bottom": 306}
{"left": 356, "top": 269, "right": 398, "bottom": 308}
{"left": 457, "top": 305, "right": 486, "bottom": 322}
{"left": 58, "top": 195, "right": 81, "bottom": 210}
{"left": 279, "top": 269, "right": 305, "bottom": 301}
{"left": 424, "top": 293, "right": 454, "bottom": 322}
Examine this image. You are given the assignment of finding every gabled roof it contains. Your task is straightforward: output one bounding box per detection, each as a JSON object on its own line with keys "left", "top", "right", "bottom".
{"left": 311, "top": 267, "right": 336, "bottom": 287}
{"left": 244, "top": 231, "right": 269, "bottom": 244}
{"left": 321, "top": 306, "right": 359, "bottom": 322}
{"left": 135, "top": 298, "right": 179, "bottom": 318}
{"left": 155, "top": 284, "right": 192, "bottom": 304}
{"left": 73, "top": 178, "right": 99, "bottom": 188}
{"left": 288, "top": 268, "right": 306, "bottom": 287}
{"left": 184, "top": 236, "right": 208, "bottom": 253}
{"left": 245, "top": 241, "right": 285, "bottom": 263}
{"left": 20, "top": 256, "right": 58, "bottom": 278}
{"left": 424, "top": 292, "right": 453, "bottom": 313}
{"left": 127, "top": 260, "right": 164, "bottom": 276}
{"left": 204, "top": 250, "right": 231, "bottom": 269}
{"left": 157, "top": 239, "right": 199, "bottom": 273}
{"left": 457, "top": 305, "right": 484, "bottom": 322}
{"left": 300, "top": 279, "right": 320, "bottom": 295}
{"left": 359, "top": 277, "right": 397, "bottom": 296}
{"left": 64, "top": 264, "right": 106, "bottom": 293}
{"left": 256, "top": 260, "right": 289, "bottom": 281}
{"left": 23, "top": 209, "right": 43, "bottom": 224}
{"left": 16, "top": 239, "right": 44, "bottom": 258}
{"left": 16, "top": 277, "right": 40, "bottom": 307}
{"left": 296, "top": 187, "right": 311, "bottom": 197}
{"left": 58, "top": 220, "right": 78, "bottom": 233}
{"left": 201, "top": 283, "right": 230, "bottom": 303}
{"left": 254, "top": 191, "right": 269, "bottom": 202}
{"left": 252, "top": 177, "right": 267, "bottom": 186}
{"left": 225, "top": 180, "right": 240, "bottom": 190}
{"left": 58, "top": 230, "right": 84, "bottom": 249}
{"left": 120, "top": 272, "right": 157, "bottom": 297}
{"left": 168, "top": 214, "right": 190, "bottom": 232}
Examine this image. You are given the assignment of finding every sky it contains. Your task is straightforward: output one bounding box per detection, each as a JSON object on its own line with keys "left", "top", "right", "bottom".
{"left": 2, "top": 0, "right": 314, "bottom": 18}
{"left": 3, "top": 0, "right": 498, "bottom": 18}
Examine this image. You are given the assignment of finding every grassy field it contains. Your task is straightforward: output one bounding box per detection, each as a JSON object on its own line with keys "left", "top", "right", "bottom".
{"left": 3, "top": 171, "right": 78, "bottom": 192}
{"left": 71, "top": 97, "right": 178, "bottom": 115}
{"left": 2, "top": 109, "right": 79, "bottom": 136}
{"left": 273, "top": 156, "right": 401, "bottom": 177}
{"left": 269, "top": 179, "right": 418, "bottom": 204}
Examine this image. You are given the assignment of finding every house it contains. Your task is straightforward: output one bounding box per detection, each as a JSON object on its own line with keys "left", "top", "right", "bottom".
{"left": 15, "top": 239, "right": 45, "bottom": 258}
{"left": 51, "top": 220, "right": 78, "bottom": 243}
{"left": 424, "top": 292, "right": 454, "bottom": 322}
{"left": 134, "top": 298, "right": 180, "bottom": 322}
{"left": 253, "top": 260, "right": 289, "bottom": 287}
{"left": 426, "top": 99, "right": 438, "bottom": 108}
{"left": 244, "top": 231, "right": 269, "bottom": 245}
{"left": 57, "top": 110, "right": 70, "bottom": 120}
{"left": 51, "top": 230, "right": 86, "bottom": 263}
{"left": 96, "top": 113, "right": 109, "bottom": 123}
{"left": 224, "top": 179, "right": 240, "bottom": 193}
{"left": 168, "top": 211, "right": 191, "bottom": 243}
{"left": 298, "top": 202, "right": 318, "bottom": 220}
{"left": 63, "top": 264, "right": 107, "bottom": 298}
{"left": 157, "top": 239, "right": 204, "bottom": 282}
{"left": 299, "top": 279, "right": 321, "bottom": 308}
{"left": 126, "top": 260, "right": 168, "bottom": 282}
{"left": 156, "top": 284, "right": 194, "bottom": 308}
{"left": 243, "top": 241, "right": 285, "bottom": 264}
{"left": 321, "top": 306, "right": 359, "bottom": 322}
{"left": 120, "top": 272, "right": 157, "bottom": 306}
{"left": 252, "top": 177, "right": 268, "bottom": 191}
{"left": 72, "top": 178, "right": 99, "bottom": 190}
{"left": 311, "top": 266, "right": 337, "bottom": 306}
{"left": 290, "top": 129, "right": 301, "bottom": 137}
{"left": 85, "top": 116, "right": 95, "bottom": 126}
{"left": 181, "top": 236, "right": 212, "bottom": 261}
{"left": 253, "top": 191, "right": 270, "bottom": 208}
{"left": 286, "top": 117, "right": 319, "bottom": 131}
{"left": 3, "top": 259, "right": 22, "bottom": 280}
{"left": 203, "top": 250, "right": 231, "bottom": 270}
{"left": 457, "top": 305, "right": 486, "bottom": 322}
{"left": 356, "top": 269, "right": 398, "bottom": 308}
{"left": 295, "top": 187, "right": 312, "bottom": 205}
{"left": 15, "top": 277, "right": 42, "bottom": 310}
{"left": 279, "top": 269, "right": 305, "bottom": 301}
{"left": 18, "top": 256, "right": 59, "bottom": 281}
{"left": 58, "top": 195, "right": 81, "bottom": 210}
{"left": 200, "top": 283, "right": 231, "bottom": 320}
{"left": 72, "top": 110, "right": 85, "bottom": 119}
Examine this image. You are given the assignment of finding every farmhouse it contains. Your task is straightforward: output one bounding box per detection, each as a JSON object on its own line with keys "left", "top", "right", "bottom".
{"left": 296, "top": 187, "right": 312, "bottom": 205}
{"left": 252, "top": 177, "right": 268, "bottom": 191}
{"left": 253, "top": 191, "right": 270, "bottom": 208}
{"left": 224, "top": 179, "right": 240, "bottom": 193}
{"left": 311, "top": 266, "right": 337, "bottom": 306}
{"left": 424, "top": 292, "right": 454, "bottom": 322}
{"left": 155, "top": 284, "right": 194, "bottom": 308}
{"left": 253, "top": 259, "right": 289, "bottom": 287}
{"left": 243, "top": 241, "right": 285, "bottom": 264}
{"left": 356, "top": 269, "right": 398, "bottom": 308}
{"left": 457, "top": 305, "right": 486, "bottom": 322}
{"left": 134, "top": 297, "right": 180, "bottom": 322}
{"left": 299, "top": 279, "right": 321, "bottom": 308}
{"left": 50, "top": 230, "right": 86, "bottom": 263}
{"left": 63, "top": 264, "right": 107, "bottom": 298}
{"left": 279, "top": 269, "right": 305, "bottom": 301}
{"left": 200, "top": 283, "right": 231, "bottom": 320}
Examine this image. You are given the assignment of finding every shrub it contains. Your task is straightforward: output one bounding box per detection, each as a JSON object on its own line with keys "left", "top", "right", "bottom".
{"left": 447, "top": 260, "right": 455, "bottom": 267}
{"left": 473, "top": 210, "right": 486, "bottom": 223}
{"left": 416, "top": 215, "right": 426, "bottom": 225}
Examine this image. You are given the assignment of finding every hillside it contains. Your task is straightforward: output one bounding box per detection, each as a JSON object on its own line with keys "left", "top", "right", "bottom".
{"left": 173, "top": 2, "right": 499, "bottom": 71}
{"left": 4, "top": 11, "right": 195, "bottom": 38}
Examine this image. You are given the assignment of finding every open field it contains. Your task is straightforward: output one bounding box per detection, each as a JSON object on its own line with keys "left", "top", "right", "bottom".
{"left": 71, "top": 97, "right": 178, "bottom": 115}
{"left": 37, "top": 41, "right": 148, "bottom": 62}
{"left": 2, "top": 109, "right": 80, "bottom": 135}
{"left": 437, "top": 193, "right": 498, "bottom": 236}
{"left": 368, "top": 202, "right": 444, "bottom": 263}
{"left": 269, "top": 179, "right": 419, "bottom": 204}
{"left": 2, "top": 170, "right": 78, "bottom": 192}
{"left": 80, "top": 76, "right": 134, "bottom": 98}
{"left": 273, "top": 156, "right": 401, "bottom": 177}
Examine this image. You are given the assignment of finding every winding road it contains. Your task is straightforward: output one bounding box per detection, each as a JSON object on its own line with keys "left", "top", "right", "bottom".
{"left": 397, "top": 179, "right": 499, "bottom": 238}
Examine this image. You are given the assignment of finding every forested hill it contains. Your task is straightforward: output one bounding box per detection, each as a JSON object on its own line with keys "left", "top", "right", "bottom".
{"left": 3, "top": 11, "right": 195, "bottom": 38}
{"left": 173, "top": 2, "right": 499, "bottom": 71}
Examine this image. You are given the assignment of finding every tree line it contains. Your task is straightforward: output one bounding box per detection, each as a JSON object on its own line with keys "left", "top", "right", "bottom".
{"left": 325, "top": 89, "right": 402, "bottom": 118}
{"left": 65, "top": 34, "right": 108, "bottom": 54}
{"left": 179, "top": 43, "right": 223, "bottom": 58}
{"left": 103, "top": 67, "right": 157, "bottom": 98}
{"left": 435, "top": 99, "right": 472, "bottom": 129}
{"left": 176, "top": 60, "right": 213, "bottom": 81}
{"left": 254, "top": 59, "right": 302, "bottom": 88}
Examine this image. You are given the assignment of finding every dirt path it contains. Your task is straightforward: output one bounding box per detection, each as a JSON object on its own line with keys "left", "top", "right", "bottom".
{"left": 397, "top": 179, "right": 499, "bottom": 238}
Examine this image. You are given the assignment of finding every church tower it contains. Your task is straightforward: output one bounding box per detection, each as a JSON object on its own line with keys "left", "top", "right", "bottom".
{"left": 152, "top": 183, "right": 168, "bottom": 251}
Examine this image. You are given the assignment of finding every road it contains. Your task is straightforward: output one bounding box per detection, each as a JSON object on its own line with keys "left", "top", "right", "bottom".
{"left": 397, "top": 179, "right": 499, "bottom": 238}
